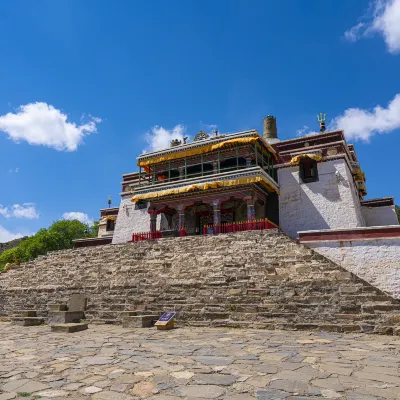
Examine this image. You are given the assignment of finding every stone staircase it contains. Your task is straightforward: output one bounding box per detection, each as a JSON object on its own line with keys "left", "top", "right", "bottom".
{"left": 1, "top": 230, "right": 399, "bottom": 334}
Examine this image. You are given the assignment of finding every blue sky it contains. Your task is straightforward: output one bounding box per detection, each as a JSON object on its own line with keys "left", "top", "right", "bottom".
{"left": 0, "top": 0, "right": 400, "bottom": 241}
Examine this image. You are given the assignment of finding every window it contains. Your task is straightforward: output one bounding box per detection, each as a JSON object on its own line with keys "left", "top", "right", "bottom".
{"left": 135, "top": 200, "right": 148, "bottom": 210}
{"left": 106, "top": 219, "right": 115, "bottom": 232}
{"left": 299, "top": 158, "right": 319, "bottom": 183}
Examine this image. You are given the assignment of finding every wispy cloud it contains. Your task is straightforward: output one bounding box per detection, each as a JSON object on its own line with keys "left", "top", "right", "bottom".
{"left": 296, "top": 126, "right": 319, "bottom": 137}
{"left": 8, "top": 167, "right": 19, "bottom": 173}
{"left": 330, "top": 93, "right": 400, "bottom": 142}
{"left": 0, "top": 203, "right": 39, "bottom": 219}
{"left": 62, "top": 212, "right": 93, "bottom": 225}
{"left": 0, "top": 102, "right": 101, "bottom": 151}
{"left": 344, "top": 0, "right": 400, "bottom": 54}
{"left": 200, "top": 122, "right": 218, "bottom": 132}
{"left": 144, "top": 125, "right": 187, "bottom": 153}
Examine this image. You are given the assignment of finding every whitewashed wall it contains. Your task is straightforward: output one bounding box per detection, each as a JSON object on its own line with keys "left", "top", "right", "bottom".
{"left": 306, "top": 239, "right": 400, "bottom": 299}
{"left": 278, "top": 159, "right": 365, "bottom": 238}
{"left": 362, "top": 206, "right": 399, "bottom": 227}
{"left": 112, "top": 196, "right": 162, "bottom": 244}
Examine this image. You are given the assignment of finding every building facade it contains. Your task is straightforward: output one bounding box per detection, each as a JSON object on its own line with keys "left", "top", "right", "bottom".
{"left": 90, "top": 115, "right": 398, "bottom": 245}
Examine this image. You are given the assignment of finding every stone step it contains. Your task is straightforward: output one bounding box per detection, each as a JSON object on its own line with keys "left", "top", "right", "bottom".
{"left": 122, "top": 315, "right": 160, "bottom": 328}
{"left": 51, "top": 323, "right": 88, "bottom": 333}
{"left": 13, "top": 317, "right": 45, "bottom": 326}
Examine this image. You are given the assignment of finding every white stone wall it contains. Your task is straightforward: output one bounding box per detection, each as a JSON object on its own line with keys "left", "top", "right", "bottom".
{"left": 362, "top": 206, "right": 399, "bottom": 227}
{"left": 307, "top": 239, "right": 400, "bottom": 299}
{"left": 278, "top": 159, "right": 365, "bottom": 238}
{"left": 112, "top": 196, "right": 162, "bottom": 244}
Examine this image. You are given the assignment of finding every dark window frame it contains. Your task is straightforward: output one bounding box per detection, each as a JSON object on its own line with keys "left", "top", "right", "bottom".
{"left": 106, "top": 219, "right": 115, "bottom": 231}
{"left": 299, "top": 158, "right": 319, "bottom": 183}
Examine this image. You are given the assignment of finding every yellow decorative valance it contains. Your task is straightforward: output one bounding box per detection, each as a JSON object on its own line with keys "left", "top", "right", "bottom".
{"left": 100, "top": 215, "right": 117, "bottom": 223}
{"left": 353, "top": 167, "right": 366, "bottom": 182}
{"left": 289, "top": 153, "right": 323, "bottom": 165}
{"left": 130, "top": 175, "right": 279, "bottom": 203}
{"left": 138, "top": 136, "right": 278, "bottom": 167}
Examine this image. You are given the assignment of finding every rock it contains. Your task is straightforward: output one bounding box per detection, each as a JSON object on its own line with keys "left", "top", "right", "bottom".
{"left": 256, "top": 389, "right": 291, "bottom": 399}
{"left": 251, "top": 364, "right": 279, "bottom": 374}
{"left": 269, "top": 379, "right": 321, "bottom": 396}
{"left": 0, "top": 393, "right": 17, "bottom": 400}
{"left": 320, "top": 389, "right": 342, "bottom": 398}
{"left": 192, "top": 373, "right": 237, "bottom": 386}
{"left": 311, "top": 377, "right": 344, "bottom": 392}
{"left": 84, "top": 386, "right": 103, "bottom": 394}
{"left": 175, "top": 385, "right": 226, "bottom": 398}
{"left": 193, "top": 356, "right": 234, "bottom": 366}
{"left": 93, "top": 392, "right": 136, "bottom": 400}
{"left": 170, "top": 370, "right": 194, "bottom": 379}
{"left": 35, "top": 389, "right": 70, "bottom": 397}
{"left": 131, "top": 381, "right": 156, "bottom": 397}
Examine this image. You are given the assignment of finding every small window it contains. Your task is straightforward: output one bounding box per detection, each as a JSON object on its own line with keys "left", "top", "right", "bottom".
{"left": 135, "top": 200, "right": 148, "bottom": 210}
{"left": 299, "top": 158, "right": 319, "bottom": 183}
{"left": 106, "top": 219, "right": 115, "bottom": 231}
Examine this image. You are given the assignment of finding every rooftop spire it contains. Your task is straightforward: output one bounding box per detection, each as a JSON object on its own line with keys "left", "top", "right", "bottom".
{"left": 317, "top": 112, "right": 326, "bottom": 133}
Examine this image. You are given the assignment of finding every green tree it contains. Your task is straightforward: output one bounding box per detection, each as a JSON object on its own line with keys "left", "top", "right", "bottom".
{"left": 0, "top": 219, "right": 98, "bottom": 271}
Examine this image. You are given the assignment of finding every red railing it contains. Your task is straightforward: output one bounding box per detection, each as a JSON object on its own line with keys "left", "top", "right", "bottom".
{"left": 203, "top": 218, "right": 278, "bottom": 235}
{"left": 132, "top": 231, "right": 162, "bottom": 242}
{"left": 132, "top": 229, "right": 186, "bottom": 242}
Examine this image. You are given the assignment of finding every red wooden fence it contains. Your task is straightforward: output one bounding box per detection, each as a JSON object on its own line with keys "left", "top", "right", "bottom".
{"left": 203, "top": 218, "right": 278, "bottom": 235}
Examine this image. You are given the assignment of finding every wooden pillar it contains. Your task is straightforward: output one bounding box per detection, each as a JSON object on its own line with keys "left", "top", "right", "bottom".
{"left": 244, "top": 196, "right": 256, "bottom": 221}
{"left": 178, "top": 205, "right": 185, "bottom": 231}
{"left": 148, "top": 210, "right": 158, "bottom": 233}
{"left": 212, "top": 199, "right": 221, "bottom": 234}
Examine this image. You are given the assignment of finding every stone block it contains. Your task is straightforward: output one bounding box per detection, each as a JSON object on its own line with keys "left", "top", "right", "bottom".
{"left": 68, "top": 294, "right": 87, "bottom": 312}
{"left": 122, "top": 315, "right": 159, "bottom": 328}
{"left": 20, "top": 310, "right": 37, "bottom": 317}
{"left": 48, "top": 311, "right": 84, "bottom": 324}
{"left": 13, "top": 316, "right": 44, "bottom": 326}
{"left": 51, "top": 323, "right": 88, "bottom": 333}
{"left": 49, "top": 304, "right": 68, "bottom": 312}
{"left": 23, "top": 317, "right": 45, "bottom": 326}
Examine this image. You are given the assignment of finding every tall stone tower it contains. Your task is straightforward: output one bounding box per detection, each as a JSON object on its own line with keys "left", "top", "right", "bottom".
{"left": 263, "top": 115, "right": 279, "bottom": 144}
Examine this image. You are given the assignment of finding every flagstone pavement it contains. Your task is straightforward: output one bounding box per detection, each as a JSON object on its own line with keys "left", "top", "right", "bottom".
{"left": 1, "top": 322, "right": 400, "bottom": 400}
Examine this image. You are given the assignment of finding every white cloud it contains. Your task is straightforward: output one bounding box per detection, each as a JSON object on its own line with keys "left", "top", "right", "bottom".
{"left": 144, "top": 124, "right": 187, "bottom": 153}
{"left": 63, "top": 212, "right": 93, "bottom": 225}
{"left": 296, "top": 125, "right": 320, "bottom": 137}
{"left": 0, "top": 203, "right": 39, "bottom": 219}
{"left": 0, "top": 225, "right": 25, "bottom": 242}
{"left": 0, "top": 206, "right": 9, "bottom": 218}
{"left": 12, "top": 203, "right": 39, "bottom": 219}
{"left": 8, "top": 167, "right": 19, "bottom": 173}
{"left": 345, "top": 0, "right": 400, "bottom": 54}
{"left": 0, "top": 102, "right": 101, "bottom": 151}
{"left": 330, "top": 93, "right": 400, "bottom": 142}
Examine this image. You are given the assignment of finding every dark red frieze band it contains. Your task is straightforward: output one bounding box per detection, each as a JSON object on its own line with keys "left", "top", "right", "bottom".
{"left": 299, "top": 226, "right": 400, "bottom": 242}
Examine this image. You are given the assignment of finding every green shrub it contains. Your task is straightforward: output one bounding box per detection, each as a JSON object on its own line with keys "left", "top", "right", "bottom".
{"left": 0, "top": 219, "right": 99, "bottom": 271}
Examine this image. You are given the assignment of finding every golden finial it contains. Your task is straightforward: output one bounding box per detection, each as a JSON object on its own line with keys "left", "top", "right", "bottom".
{"left": 317, "top": 112, "right": 327, "bottom": 133}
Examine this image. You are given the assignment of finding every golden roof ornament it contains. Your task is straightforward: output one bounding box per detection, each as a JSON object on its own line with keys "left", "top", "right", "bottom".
{"left": 318, "top": 112, "right": 327, "bottom": 133}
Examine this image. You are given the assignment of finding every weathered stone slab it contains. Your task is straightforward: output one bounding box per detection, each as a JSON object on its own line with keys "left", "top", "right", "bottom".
{"left": 122, "top": 315, "right": 159, "bottom": 328}
{"left": 19, "top": 310, "right": 37, "bottom": 317}
{"left": 48, "top": 311, "right": 84, "bottom": 324}
{"left": 49, "top": 304, "right": 68, "bottom": 312}
{"left": 51, "top": 323, "right": 88, "bottom": 333}
{"left": 68, "top": 294, "right": 87, "bottom": 312}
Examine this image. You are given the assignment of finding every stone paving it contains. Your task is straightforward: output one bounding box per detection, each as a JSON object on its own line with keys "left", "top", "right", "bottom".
{"left": 0, "top": 323, "right": 400, "bottom": 400}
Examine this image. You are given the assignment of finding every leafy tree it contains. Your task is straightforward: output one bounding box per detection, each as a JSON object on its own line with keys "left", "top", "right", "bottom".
{"left": 0, "top": 219, "right": 98, "bottom": 271}
{"left": 89, "top": 220, "right": 99, "bottom": 238}
{"left": 396, "top": 205, "right": 400, "bottom": 223}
